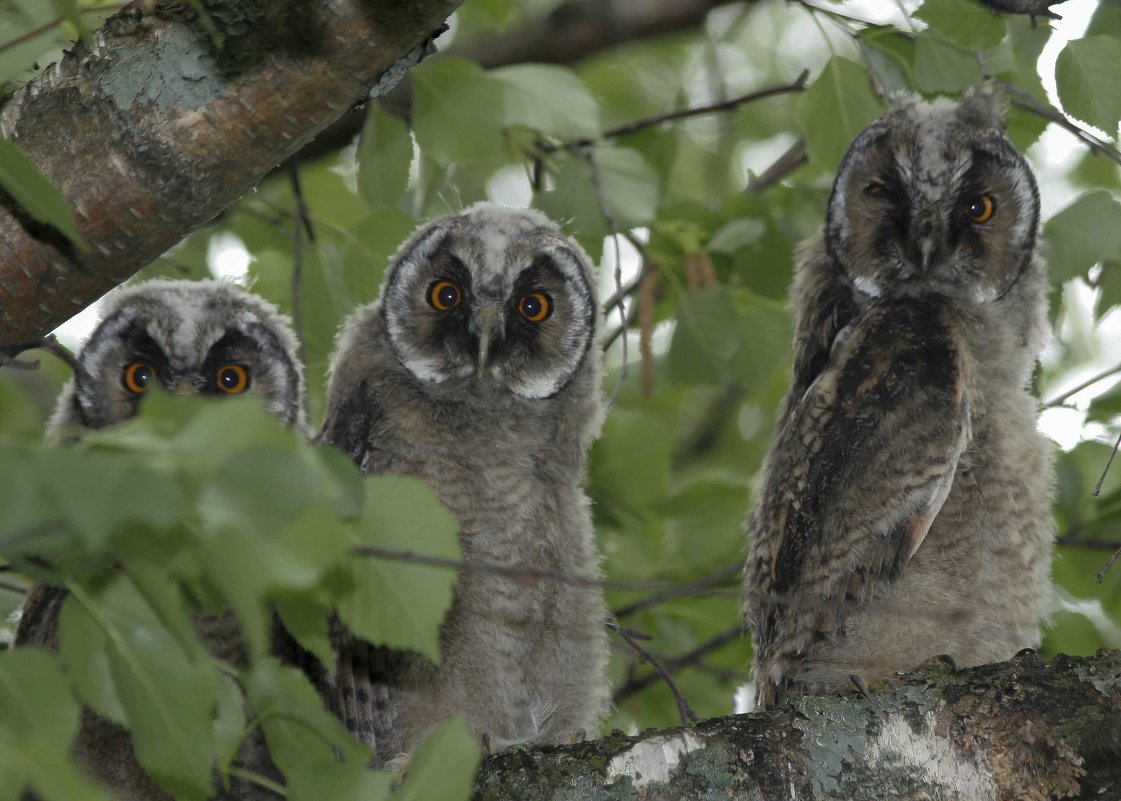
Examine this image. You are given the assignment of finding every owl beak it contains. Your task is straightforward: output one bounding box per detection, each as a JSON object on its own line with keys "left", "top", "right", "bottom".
{"left": 174, "top": 379, "right": 194, "bottom": 394}
{"left": 912, "top": 211, "right": 944, "bottom": 276}
{"left": 471, "top": 303, "right": 503, "bottom": 376}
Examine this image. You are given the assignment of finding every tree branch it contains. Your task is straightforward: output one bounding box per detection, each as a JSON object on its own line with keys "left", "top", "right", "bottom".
{"left": 0, "top": 0, "right": 462, "bottom": 351}
{"left": 475, "top": 649, "right": 1121, "bottom": 800}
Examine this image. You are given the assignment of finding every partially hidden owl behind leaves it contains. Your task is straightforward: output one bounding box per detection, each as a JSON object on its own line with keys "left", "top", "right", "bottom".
{"left": 318, "top": 203, "right": 610, "bottom": 764}
{"left": 742, "top": 86, "right": 1054, "bottom": 708}
{"left": 16, "top": 279, "right": 306, "bottom": 800}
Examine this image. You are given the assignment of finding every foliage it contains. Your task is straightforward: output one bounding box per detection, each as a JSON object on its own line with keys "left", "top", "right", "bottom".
{"left": 0, "top": 0, "right": 1120, "bottom": 797}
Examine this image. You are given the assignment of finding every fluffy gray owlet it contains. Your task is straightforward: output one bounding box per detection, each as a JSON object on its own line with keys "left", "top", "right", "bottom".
{"left": 742, "top": 86, "right": 1054, "bottom": 708}
{"left": 318, "top": 203, "right": 609, "bottom": 763}
{"left": 16, "top": 278, "right": 306, "bottom": 800}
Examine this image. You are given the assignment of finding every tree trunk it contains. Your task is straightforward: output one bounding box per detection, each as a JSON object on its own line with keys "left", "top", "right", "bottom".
{"left": 0, "top": 0, "right": 461, "bottom": 352}
{"left": 473, "top": 649, "right": 1121, "bottom": 801}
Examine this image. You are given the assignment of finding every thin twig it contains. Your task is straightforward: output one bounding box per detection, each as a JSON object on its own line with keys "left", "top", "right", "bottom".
{"left": 287, "top": 164, "right": 310, "bottom": 370}
{"left": 1001, "top": 83, "right": 1121, "bottom": 168}
{"left": 603, "top": 273, "right": 642, "bottom": 314}
{"left": 613, "top": 627, "right": 743, "bottom": 706}
{"left": 614, "top": 562, "right": 741, "bottom": 620}
{"left": 1, "top": 335, "right": 79, "bottom": 373}
{"left": 608, "top": 620, "right": 698, "bottom": 725}
{"left": 1099, "top": 545, "right": 1121, "bottom": 582}
{"left": 354, "top": 546, "right": 677, "bottom": 593}
{"left": 1044, "top": 362, "right": 1121, "bottom": 409}
{"left": 601, "top": 297, "right": 640, "bottom": 351}
{"left": 1056, "top": 529, "right": 1121, "bottom": 550}
{"left": 747, "top": 138, "right": 809, "bottom": 193}
{"left": 1093, "top": 429, "right": 1121, "bottom": 497}
{"left": 0, "top": 3, "right": 125, "bottom": 56}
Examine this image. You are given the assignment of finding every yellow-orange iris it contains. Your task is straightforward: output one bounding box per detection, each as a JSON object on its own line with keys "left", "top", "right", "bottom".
{"left": 123, "top": 362, "right": 154, "bottom": 394}
{"left": 216, "top": 364, "right": 250, "bottom": 394}
{"left": 429, "top": 280, "right": 461, "bottom": 311}
{"left": 519, "top": 292, "right": 552, "bottom": 322}
{"left": 965, "top": 194, "right": 995, "bottom": 223}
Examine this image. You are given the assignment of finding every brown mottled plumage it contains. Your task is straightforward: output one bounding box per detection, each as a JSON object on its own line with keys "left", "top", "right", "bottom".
{"left": 743, "top": 87, "right": 1054, "bottom": 708}
{"left": 318, "top": 203, "right": 609, "bottom": 764}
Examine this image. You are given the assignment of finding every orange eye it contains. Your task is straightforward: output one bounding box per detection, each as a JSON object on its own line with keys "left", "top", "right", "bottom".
{"left": 864, "top": 182, "right": 886, "bottom": 196}
{"left": 428, "top": 280, "right": 461, "bottom": 311}
{"left": 215, "top": 364, "right": 250, "bottom": 394}
{"left": 123, "top": 362, "right": 155, "bottom": 394}
{"left": 965, "top": 194, "right": 995, "bottom": 223}
{"left": 519, "top": 292, "right": 552, "bottom": 323}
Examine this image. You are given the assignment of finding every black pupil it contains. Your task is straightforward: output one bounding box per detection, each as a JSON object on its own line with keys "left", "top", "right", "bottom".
{"left": 438, "top": 285, "right": 458, "bottom": 307}
{"left": 133, "top": 366, "right": 152, "bottom": 387}
{"left": 968, "top": 198, "right": 984, "bottom": 217}
{"left": 523, "top": 296, "right": 541, "bottom": 317}
{"left": 221, "top": 369, "right": 239, "bottom": 388}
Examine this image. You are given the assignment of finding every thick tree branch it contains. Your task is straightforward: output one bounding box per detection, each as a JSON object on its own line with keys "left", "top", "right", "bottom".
{"left": 474, "top": 649, "right": 1121, "bottom": 800}
{"left": 0, "top": 0, "right": 462, "bottom": 351}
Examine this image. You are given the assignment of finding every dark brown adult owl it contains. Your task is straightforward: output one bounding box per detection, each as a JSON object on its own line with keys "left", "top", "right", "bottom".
{"left": 742, "top": 86, "right": 1054, "bottom": 708}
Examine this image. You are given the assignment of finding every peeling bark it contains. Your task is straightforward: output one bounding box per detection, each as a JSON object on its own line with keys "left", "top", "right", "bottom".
{"left": 473, "top": 650, "right": 1121, "bottom": 801}
{"left": 0, "top": 0, "right": 462, "bottom": 350}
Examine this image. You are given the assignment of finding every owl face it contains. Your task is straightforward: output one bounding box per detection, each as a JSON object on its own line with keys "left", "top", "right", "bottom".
{"left": 825, "top": 88, "right": 1040, "bottom": 304}
{"left": 382, "top": 204, "right": 597, "bottom": 400}
{"left": 64, "top": 279, "right": 306, "bottom": 431}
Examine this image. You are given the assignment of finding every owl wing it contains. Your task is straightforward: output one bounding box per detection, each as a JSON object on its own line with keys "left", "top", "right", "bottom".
{"left": 316, "top": 382, "right": 409, "bottom": 763}
{"left": 745, "top": 296, "right": 970, "bottom": 695}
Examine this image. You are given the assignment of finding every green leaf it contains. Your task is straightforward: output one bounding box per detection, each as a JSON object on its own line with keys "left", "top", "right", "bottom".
{"left": 798, "top": 57, "right": 884, "bottom": 170}
{"left": 913, "top": 30, "right": 983, "bottom": 93}
{"left": 244, "top": 658, "right": 372, "bottom": 793}
{"left": 48, "top": 0, "right": 91, "bottom": 43}
{"left": 412, "top": 58, "right": 507, "bottom": 166}
{"left": 915, "top": 0, "right": 1005, "bottom": 51}
{"left": 64, "top": 576, "right": 222, "bottom": 800}
{"left": 861, "top": 25, "right": 916, "bottom": 93}
{"left": 0, "top": 648, "right": 108, "bottom": 801}
{"left": 0, "top": 137, "right": 87, "bottom": 250}
{"left": 732, "top": 304, "right": 792, "bottom": 387}
{"left": 707, "top": 219, "right": 765, "bottom": 254}
{"left": 357, "top": 102, "right": 413, "bottom": 211}
{"left": 589, "top": 407, "right": 674, "bottom": 511}
{"left": 666, "top": 287, "right": 741, "bottom": 384}
{"left": 492, "top": 64, "right": 601, "bottom": 140}
{"left": 1056, "top": 36, "right": 1121, "bottom": 136}
{"left": 339, "top": 476, "right": 461, "bottom": 661}
{"left": 395, "top": 717, "right": 482, "bottom": 801}
{"left": 1043, "top": 190, "right": 1121, "bottom": 283}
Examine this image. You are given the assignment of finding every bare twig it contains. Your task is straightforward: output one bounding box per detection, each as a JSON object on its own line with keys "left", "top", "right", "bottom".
{"left": 639, "top": 266, "right": 658, "bottom": 397}
{"left": 1099, "top": 544, "right": 1121, "bottom": 583}
{"left": 1093, "top": 429, "right": 1121, "bottom": 497}
{"left": 614, "top": 562, "right": 741, "bottom": 620}
{"left": 1044, "top": 363, "right": 1121, "bottom": 409}
{"left": 1001, "top": 83, "right": 1121, "bottom": 168}
{"left": 746, "top": 138, "right": 809, "bottom": 192}
{"left": 613, "top": 627, "right": 743, "bottom": 705}
{"left": 287, "top": 164, "right": 311, "bottom": 369}
{"left": 354, "top": 546, "right": 677, "bottom": 592}
{"left": 609, "top": 620, "right": 698, "bottom": 725}
{"left": 542, "top": 72, "right": 810, "bottom": 155}
{"left": 1, "top": 335, "right": 79, "bottom": 373}
{"left": 1056, "top": 529, "right": 1121, "bottom": 550}
{"left": 0, "top": 3, "right": 125, "bottom": 56}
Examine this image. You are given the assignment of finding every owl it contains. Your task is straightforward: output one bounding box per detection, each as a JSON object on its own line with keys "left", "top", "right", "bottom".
{"left": 742, "top": 85, "right": 1054, "bottom": 708}
{"left": 318, "top": 202, "right": 609, "bottom": 764}
{"left": 16, "top": 278, "right": 306, "bottom": 800}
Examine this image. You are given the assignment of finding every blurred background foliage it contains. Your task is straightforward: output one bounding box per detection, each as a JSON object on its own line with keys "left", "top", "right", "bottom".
{"left": 0, "top": 0, "right": 1120, "bottom": 790}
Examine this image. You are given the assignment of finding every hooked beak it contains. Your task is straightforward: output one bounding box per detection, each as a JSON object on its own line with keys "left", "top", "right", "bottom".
{"left": 910, "top": 210, "right": 943, "bottom": 277}
{"left": 471, "top": 303, "right": 502, "bottom": 377}
{"left": 174, "top": 379, "right": 194, "bottom": 394}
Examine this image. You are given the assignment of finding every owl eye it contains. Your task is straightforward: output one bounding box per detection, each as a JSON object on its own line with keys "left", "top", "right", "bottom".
{"left": 216, "top": 364, "right": 250, "bottom": 394}
{"left": 122, "top": 362, "right": 155, "bottom": 395}
{"left": 864, "top": 182, "right": 887, "bottom": 196}
{"left": 518, "top": 292, "right": 552, "bottom": 323}
{"left": 964, "top": 194, "right": 995, "bottom": 223}
{"left": 428, "top": 280, "right": 461, "bottom": 311}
